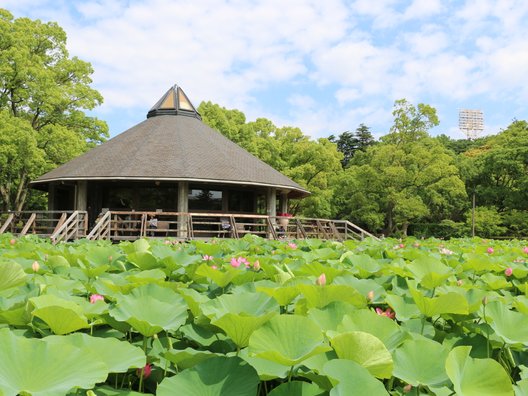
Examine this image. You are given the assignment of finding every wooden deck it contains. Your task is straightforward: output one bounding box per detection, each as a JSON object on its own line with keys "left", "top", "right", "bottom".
{"left": 0, "top": 210, "right": 378, "bottom": 243}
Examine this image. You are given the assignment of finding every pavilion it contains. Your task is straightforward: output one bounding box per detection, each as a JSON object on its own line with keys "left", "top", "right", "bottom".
{"left": 31, "top": 84, "right": 310, "bottom": 228}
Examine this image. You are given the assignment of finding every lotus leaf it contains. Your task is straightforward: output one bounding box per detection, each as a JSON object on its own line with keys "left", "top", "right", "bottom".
{"left": 338, "top": 309, "right": 406, "bottom": 351}
{"left": 0, "top": 328, "right": 108, "bottom": 396}
{"left": 484, "top": 300, "right": 528, "bottom": 345}
{"left": 392, "top": 338, "right": 450, "bottom": 387}
{"left": 446, "top": 346, "right": 514, "bottom": 396}
{"left": 45, "top": 332, "right": 145, "bottom": 373}
{"left": 164, "top": 347, "right": 219, "bottom": 370}
{"left": 0, "top": 261, "right": 26, "bottom": 291}
{"left": 407, "top": 256, "right": 453, "bottom": 289}
{"left": 268, "top": 381, "right": 325, "bottom": 396}
{"left": 249, "top": 315, "right": 331, "bottom": 366}
{"left": 29, "top": 294, "right": 89, "bottom": 335}
{"left": 322, "top": 359, "right": 389, "bottom": 396}
{"left": 212, "top": 311, "right": 277, "bottom": 348}
{"left": 109, "top": 283, "right": 188, "bottom": 336}
{"left": 298, "top": 284, "right": 366, "bottom": 309}
{"left": 194, "top": 263, "right": 240, "bottom": 287}
{"left": 157, "top": 356, "right": 259, "bottom": 396}
{"left": 330, "top": 331, "right": 393, "bottom": 378}
{"left": 409, "top": 286, "right": 469, "bottom": 317}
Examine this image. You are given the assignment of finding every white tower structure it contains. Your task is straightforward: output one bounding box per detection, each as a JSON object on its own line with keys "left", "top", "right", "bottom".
{"left": 459, "top": 109, "right": 484, "bottom": 140}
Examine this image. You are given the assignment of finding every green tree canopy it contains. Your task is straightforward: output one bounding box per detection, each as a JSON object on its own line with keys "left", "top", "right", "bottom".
{"left": 0, "top": 9, "right": 108, "bottom": 210}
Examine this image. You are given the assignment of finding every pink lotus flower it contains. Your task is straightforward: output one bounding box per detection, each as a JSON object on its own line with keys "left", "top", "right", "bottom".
{"left": 203, "top": 255, "right": 214, "bottom": 261}
{"left": 376, "top": 307, "right": 395, "bottom": 319}
{"left": 523, "top": 247, "right": 528, "bottom": 254}
{"left": 32, "top": 261, "right": 40, "bottom": 272}
{"left": 137, "top": 364, "right": 152, "bottom": 379}
{"left": 230, "top": 257, "right": 249, "bottom": 268}
{"left": 90, "top": 294, "right": 104, "bottom": 304}
{"left": 316, "top": 273, "right": 326, "bottom": 286}
{"left": 487, "top": 247, "right": 494, "bottom": 254}
{"left": 9, "top": 239, "right": 15, "bottom": 246}
{"left": 211, "top": 265, "right": 218, "bottom": 270}
{"left": 399, "top": 243, "right": 405, "bottom": 248}
{"left": 439, "top": 248, "right": 454, "bottom": 255}
{"left": 505, "top": 267, "right": 513, "bottom": 277}
{"left": 413, "top": 242, "right": 420, "bottom": 248}
{"left": 288, "top": 242, "right": 297, "bottom": 249}
{"left": 253, "top": 260, "right": 260, "bottom": 271}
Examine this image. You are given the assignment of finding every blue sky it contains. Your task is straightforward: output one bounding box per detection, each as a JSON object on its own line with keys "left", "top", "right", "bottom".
{"left": 5, "top": 0, "right": 528, "bottom": 139}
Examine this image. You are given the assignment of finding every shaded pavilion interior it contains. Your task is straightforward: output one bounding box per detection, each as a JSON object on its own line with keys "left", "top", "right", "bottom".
{"left": 31, "top": 85, "right": 310, "bottom": 230}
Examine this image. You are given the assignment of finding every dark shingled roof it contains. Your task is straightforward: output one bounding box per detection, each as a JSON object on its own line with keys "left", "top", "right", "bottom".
{"left": 32, "top": 85, "right": 309, "bottom": 198}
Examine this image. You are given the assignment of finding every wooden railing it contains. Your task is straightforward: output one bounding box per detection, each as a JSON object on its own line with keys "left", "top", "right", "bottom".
{"left": 0, "top": 210, "right": 378, "bottom": 242}
{"left": 0, "top": 211, "right": 85, "bottom": 238}
{"left": 50, "top": 211, "right": 88, "bottom": 244}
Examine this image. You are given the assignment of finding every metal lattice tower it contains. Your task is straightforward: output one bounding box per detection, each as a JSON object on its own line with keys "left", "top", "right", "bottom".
{"left": 459, "top": 109, "right": 484, "bottom": 140}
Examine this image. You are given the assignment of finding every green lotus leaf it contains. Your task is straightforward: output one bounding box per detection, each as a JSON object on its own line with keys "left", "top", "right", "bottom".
{"left": 0, "top": 261, "right": 26, "bottom": 291}
{"left": 268, "top": 381, "right": 325, "bottom": 396}
{"left": 322, "top": 359, "right": 388, "bottom": 396}
{"left": 446, "top": 346, "right": 514, "bottom": 396}
{"left": 179, "top": 288, "right": 211, "bottom": 317}
{"left": 91, "top": 385, "right": 152, "bottom": 395}
{"left": 298, "top": 284, "right": 366, "bottom": 309}
{"left": 514, "top": 378, "right": 528, "bottom": 396}
{"left": 256, "top": 285, "right": 300, "bottom": 306}
{"left": 157, "top": 356, "right": 259, "bottom": 396}
{"left": 407, "top": 256, "right": 453, "bottom": 289}
{"left": 46, "top": 255, "right": 70, "bottom": 268}
{"left": 238, "top": 349, "right": 290, "bottom": 380}
{"left": 308, "top": 301, "right": 357, "bottom": 331}
{"left": 127, "top": 252, "right": 159, "bottom": 270}
{"left": 484, "top": 300, "right": 528, "bottom": 345}
{"left": 109, "top": 283, "right": 188, "bottom": 336}
{"left": 0, "top": 328, "right": 108, "bottom": 396}
{"left": 338, "top": 309, "right": 406, "bottom": 351}
{"left": 409, "top": 286, "right": 469, "bottom": 317}
{"left": 481, "top": 273, "right": 511, "bottom": 290}
{"left": 194, "top": 263, "right": 240, "bottom": 287}
{"left": 29, "top": 294, "right": 89, "bottom": 335}
{"left": 330, "top": 331, "right": 393, "bottom": 379}
{"left": 385, "top": 294, "right": 421, "bottom": 321}
{"left": 212, "top": 311, "right": 277, "bottom": 348}
{"left": 45, "top": 332, "right": 145, "bottom": 373}
{"left": 297, "top": 261, "right": 344, "bottom": 282}
{"left": 201, "top": 291, "right": 279, "bottom": 319}
{"left": 249, "top": 315, "right": 331, "bottom": 366}
{"left": 341, "top": 253, "right": 382, "bottom": 278}
{"left": 392, "top": 338, "right": 450, "bottom": 387}
{"left": 164, "top": 347, "right": 219, "bottom": 370}
{"left": 125, "top": 268, "right": 167, "bottom": 283}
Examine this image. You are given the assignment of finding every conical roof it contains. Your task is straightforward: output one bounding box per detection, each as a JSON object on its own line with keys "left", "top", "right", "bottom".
{"left": 32, "top": 85, "right": 309, "bottom": 198}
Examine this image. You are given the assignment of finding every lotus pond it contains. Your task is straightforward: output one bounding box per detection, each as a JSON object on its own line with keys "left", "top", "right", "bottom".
{"left": 1, "top": 234, "right": 528, "bottom": 395}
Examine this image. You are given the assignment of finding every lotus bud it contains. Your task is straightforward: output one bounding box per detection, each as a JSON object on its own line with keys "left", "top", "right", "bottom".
{"left": 367, "top": 290, "right": 374, "bottom": 301}
{"left": 137, "top": 363, "right": 152, "bottom": 379}
{"left": 108, "top": 255, "right": 113, "bottom": 262}
{"left": 32, "top": 261, "right": 40, "bottom": 272}
{"left": 457, "top": 279, "right": 463, "bottom": 286}
{"left": 523, "top": 247, "right": 528, "bottom": 254}
{"left": 482, "top": 296, "right": 488, "bottom": 305}
{"left": 505, "top": 267, "right": 513, "bottom": 277}
{"left": 487, "top": 247, "right": 494, "bottom": 254}
{"left": 9, "top": 239, "right": 15, "bottom": 245}
{"left": 316, "top": 273, "right": 326, "bottom": 286}
{"left": 90, "top": 294, "right": 104, "bottom": 304}
{"left": 253, "top": 260, "right": 261, "bottom": 271}
{"left": 403, "top": 384, "right": 412, "bottom": 393}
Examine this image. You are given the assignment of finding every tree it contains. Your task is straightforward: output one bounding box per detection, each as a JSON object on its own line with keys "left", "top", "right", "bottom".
{"left": 0, "top": 9, "right": 108, "bottom": 210}
{"left": 333, "top": 100, "right": 465, "bottom": 236}
{"left": 328, "top": 124, "right": 375, "bottom": 168}
{"left": 382, "top": 99, "right": 439, "bottom": 145}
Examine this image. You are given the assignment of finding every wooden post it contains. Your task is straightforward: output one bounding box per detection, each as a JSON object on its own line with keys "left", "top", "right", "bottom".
{"left": 279, "top": 192, "right": 288, "bottom": 214}
{"left": 75, "top": 181, "right": 88, "bottom": 211}
{"left": 178, "top": 182, "right": 188, "bottom": 238}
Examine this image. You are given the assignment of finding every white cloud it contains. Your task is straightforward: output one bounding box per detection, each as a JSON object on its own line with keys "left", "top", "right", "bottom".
{"left": 403, "top": 0, "right": 443, "bottom": 20}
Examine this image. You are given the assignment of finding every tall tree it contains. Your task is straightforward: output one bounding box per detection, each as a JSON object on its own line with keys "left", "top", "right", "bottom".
{"left": 382, "top": 99, "right": 439, "bottom": 145}
{"left": 0, "top": 9, "right": 108, "bottom": 210}
{"left": 329, "top": 124, "right": 375, "bottom": 168}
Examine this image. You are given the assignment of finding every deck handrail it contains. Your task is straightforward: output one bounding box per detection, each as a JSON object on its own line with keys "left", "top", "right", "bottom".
{"left": 86, "top": 210, "right": 112, "bottom": 240}
{"left": 50, "top": 211, "right": 87, "bottom": 244}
